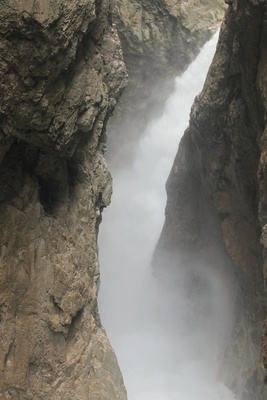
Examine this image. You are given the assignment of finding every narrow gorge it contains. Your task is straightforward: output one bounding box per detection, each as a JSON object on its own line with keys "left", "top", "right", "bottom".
{"left": 0, "top": 1, "right": 267, "bottom": 400}
{"left": 99, "top": 32, "right": 239, "bottom": 400}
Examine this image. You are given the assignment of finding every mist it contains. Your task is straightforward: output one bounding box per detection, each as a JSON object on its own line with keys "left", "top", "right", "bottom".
{"left": 98, "top": 31, "right": 239, "bottom": 400}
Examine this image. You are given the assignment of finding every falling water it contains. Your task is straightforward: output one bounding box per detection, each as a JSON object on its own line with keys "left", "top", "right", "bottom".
{"left": 98, "top": 32, "right": 238, "bottom": 400}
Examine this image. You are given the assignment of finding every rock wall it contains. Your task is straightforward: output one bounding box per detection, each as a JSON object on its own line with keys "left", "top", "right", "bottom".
{"left": 107, "top": 0, "right": 226, "bottom": 166}
{"left": 0, "top": 1, "right": 127, "bottom": 399}
{"left": 154, "top": 0, "right": 267, "bottom": 398}
{"left": 115, "top": 0, "right": 225, "bottom": 72}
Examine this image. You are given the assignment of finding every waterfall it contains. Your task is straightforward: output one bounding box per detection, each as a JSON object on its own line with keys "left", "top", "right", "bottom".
{"left": 98, "top": 31, "right": 238, "bottom": 400}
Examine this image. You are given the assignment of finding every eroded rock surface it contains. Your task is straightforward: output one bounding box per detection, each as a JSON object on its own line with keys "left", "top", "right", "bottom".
{"left": 154, "top": 1, "right": 267, "bottom": 398}
{"left": 0, "top": 1, "right": 127, "bottom": 399}
{"left": 107, "top": 0, "right": 226, "bottom": 166}
{"left": 115, "top": 0, "right": 224, "bottom": 72}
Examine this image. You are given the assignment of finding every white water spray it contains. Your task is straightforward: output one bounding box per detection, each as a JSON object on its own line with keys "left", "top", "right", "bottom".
{"left": 99, "top": 32, "right": 238, "bottom": 400}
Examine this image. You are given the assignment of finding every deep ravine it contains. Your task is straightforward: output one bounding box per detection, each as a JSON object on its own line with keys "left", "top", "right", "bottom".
{"left": 99, "top": 32, "right": 239, "bottom": 400}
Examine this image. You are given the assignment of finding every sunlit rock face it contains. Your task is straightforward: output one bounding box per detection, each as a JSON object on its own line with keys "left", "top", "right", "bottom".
{"left": 0, "top": 1, "right": 127, "bottom": 399}
{"left": 154, "top": 1, "right": 267, "bottom": 398}
{"left": 107, "top": 0, "right": 226, "bottom": 166}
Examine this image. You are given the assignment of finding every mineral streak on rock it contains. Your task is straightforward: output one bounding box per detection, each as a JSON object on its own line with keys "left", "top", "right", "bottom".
{"left": 0, "top": 1, "right": 127, "bottom": 399}
{"left": 154, "top": 0, "right": 267, "bottom": 398}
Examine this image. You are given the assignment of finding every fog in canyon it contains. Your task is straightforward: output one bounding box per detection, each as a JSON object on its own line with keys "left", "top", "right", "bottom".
{"left": 99, "top": 32, "right": 239, "bottom": 400}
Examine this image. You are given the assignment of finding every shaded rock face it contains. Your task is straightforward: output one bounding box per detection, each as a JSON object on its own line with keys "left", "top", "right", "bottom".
{"left": 0, "top": 1, "right": 127, "bottom": 399}
{"left": 115, "top": 0, "right": 224, "bottom": 72}
{"left": 154, "top": 0, "right": 267, "bottom": 398}
{"left": 107, "top": 0, "right": 226, "bottom": 166}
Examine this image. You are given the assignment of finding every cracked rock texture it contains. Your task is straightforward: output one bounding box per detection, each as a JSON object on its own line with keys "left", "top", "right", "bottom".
{"left": 0, "top": 1, "right": 127, "bottom": 399}
{"left": 154, "top": 0, "right": 267, "bottom": 399}
{"left": 107, "top": 0, "right": 226, "bottom": 166}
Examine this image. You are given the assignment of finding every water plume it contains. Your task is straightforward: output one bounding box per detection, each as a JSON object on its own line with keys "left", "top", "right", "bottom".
{"left": 99, "top": 31, "right": 239, "bottom": 400}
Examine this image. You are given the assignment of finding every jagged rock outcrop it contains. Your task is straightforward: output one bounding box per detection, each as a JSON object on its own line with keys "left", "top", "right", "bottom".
{"left": 115, "top": 0, "right": 224, "bottom": 72}
{"left": 0, "top": 1, "right": 127, "bottom": 399}
{"left": 107, "top": 0, "right": 226, "bottom": 166}
{"left": 154, "top": 0, "right": 267, "bottom": 398}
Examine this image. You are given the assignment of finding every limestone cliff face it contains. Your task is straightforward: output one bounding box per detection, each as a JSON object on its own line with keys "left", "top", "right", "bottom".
{"left": 107, "top": 0, "right": 226, "bottom": 166}
{"left": 0, "top": 1, "right": 127, "bottom": 399}
{"left": 154, "top": 0, "right": 267, "bottom": 398}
